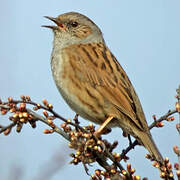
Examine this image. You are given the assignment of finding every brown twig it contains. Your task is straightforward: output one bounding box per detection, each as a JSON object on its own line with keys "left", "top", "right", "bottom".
{"left": 27, "top": 109, "right": 70, "bottom": 141}
{"left": 121, "top": 140, "right": 139, "bottom": 158}
{"left": 0, "top": 122, "right": 16, "bottom": 134}
{"left": 149, "top": 109, "right": 177, "bottom": 130}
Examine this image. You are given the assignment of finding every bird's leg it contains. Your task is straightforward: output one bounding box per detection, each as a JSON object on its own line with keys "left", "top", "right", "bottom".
{"left": 94, "top": 115, "right": 114, "bottom": 137}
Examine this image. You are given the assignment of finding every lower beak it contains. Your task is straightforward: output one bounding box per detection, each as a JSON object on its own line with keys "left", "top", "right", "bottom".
{"left": 41, "top": 25, "right": 58, "bottom": 30}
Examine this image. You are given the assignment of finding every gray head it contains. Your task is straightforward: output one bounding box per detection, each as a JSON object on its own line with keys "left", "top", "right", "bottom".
{"left": 43, "top": 12, "right": 105, "bottom": 48}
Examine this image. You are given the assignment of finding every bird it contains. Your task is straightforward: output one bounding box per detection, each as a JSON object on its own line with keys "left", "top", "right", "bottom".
{"left": 43, "top": 11, "right": 163, "bottom": 163}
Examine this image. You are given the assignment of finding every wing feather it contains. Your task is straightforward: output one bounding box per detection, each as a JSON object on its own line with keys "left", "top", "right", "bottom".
{"left": 64, "top": 43, "right": 147, "bottom": 130}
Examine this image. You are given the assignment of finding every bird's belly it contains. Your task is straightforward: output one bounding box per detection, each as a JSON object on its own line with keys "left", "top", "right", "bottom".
{"left": 51, "top": 55, "right": 105, "bottom": 124}
{"left": 58, "top": 81, "right": 105, "bottom": 125}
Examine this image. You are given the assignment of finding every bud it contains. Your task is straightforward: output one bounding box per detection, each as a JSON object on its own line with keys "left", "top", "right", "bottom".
{"left": 48, "top": 104, "right": 53, "bottom": 109}
{"left": 135, "top": 176, "right": 140, "bottom": 180}
{"left": 60, "top": 123, "right": 67, "bottom": 128}
{"left": 176, "top": 102, "right": 180, "bottom": 112}
{"left": 122, "top": 170, "right": 127, "bottom": 176}
{"left": 160, "top": 172, "right": 166, "bottom": 178}
{"left": 68, "top": 143, "right": 73, "bottom": 148}
{"left": 174, "top": 163, "right": 179, "bottom": 170}
{"left": 97, "top": 146, "right": 102, "bottom": 153}
{"left": 8, "top": 97, "right": 13, "bottom": 102}
{"left": 42, "top": 99, "right": 48, "bottom": 106}
{"left": 20, "top": 95, "right": 26, "bottom": 101}
{"left": 43, "top": 129, "right": 54, "bottom": 134}
{"left": 25, "top": 96, "right": 31, "bottom": 101}
{"left": 10, "top": 108, "right": 16, "bottom": 113}
{"left": 156, "top": 122, "right": 164, "bottom": 127}
{"left": 33, "top": 106, "right": 38, "bottom": 111}
{"left": 89, "top": 123, "right": 94, "bottom": 128}
{"left": 167, "top": 116, "right": 175, "bottom": 121}
{"left": 131, "top": 168, "right": 135, "bottom": 174}
{"left": 22, "top": 112, "right": 28, "bottom": 118}
{"left": 18, "top": 113, "right": 23, "bottom": 118}
{"left": 76, "top": 151, "right": 81, "bottom": 156}
{"left": 100, "top": 170, "right": 105, "bottom": 175}
{"left": 152, "top": 115, "right": 156, "bottom": 120}
{"left": 95, "top": 169, "right": 101, "bottom": 177}
{"left": 176, "top": 124, "right": 180, "bottom": 132}
{"left": 145, "top": 154, "right": 152, "bottom": 160}
{"left": 173, "top": 145, "right": 180, "bottom": 154}
{"left": 169, "top": 172, "right": 173, "bottom": 178}
{"left": 167, "top": 162, "right": 172, "bottom": 170}
{"left": 176, "top": 170, "right": 180, "bottom": 178}
{"left": 122, "top": 131, "right": 128, "bottom": 137}
{"left": 20, "top": 118, "right": 26, "bottom": 123}
{"left": 127, "top": 163, "right": 131, "bottom": 172}
{"left": 48, "top": 120, "right": 55, "bottom": 128}
{"left": 37, "top": 104, "right": 41, "bottom": 108}
{"left": 4, "top": 128, "right": 11, "bottom": 136}
{"left": 152, "top": 161, "right": 160, "bottom": 168}
{"left": 164, "top": 157, "right": 169, "bottom": 164}
{"left": 110, "top": 169, "right": 116, "bottom": 174}
{"left": 43, "top": 110, "right": 49, "bottom": 117}
{"left": 16, "top": 123, "right": 23, "bottom": 133}
{"left": 1, "top": 109, "right": 8, "bottom": 115}
{"left": 67, "top": 119, "right": 71, "bottom": 123}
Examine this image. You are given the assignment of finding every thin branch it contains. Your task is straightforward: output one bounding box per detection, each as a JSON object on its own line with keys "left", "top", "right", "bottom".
{"left": 121, "top": 140, "right": 139, "bottom": 158}
{"left": 6, "top": 99, "right": 86, "bottom": 132}
{"left": 27, "top": 109, "right": 70, "bottom": 141}
{"left": 149, "top": 109, "right": 177, "bottom": 130}
{"left": 0, "top": 122, "right": 16, "bottom": 133}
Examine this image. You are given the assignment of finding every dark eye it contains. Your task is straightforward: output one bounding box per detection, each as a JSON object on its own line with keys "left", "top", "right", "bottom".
{"left": 71, "top": 21, "right": 78, "bottom": 27}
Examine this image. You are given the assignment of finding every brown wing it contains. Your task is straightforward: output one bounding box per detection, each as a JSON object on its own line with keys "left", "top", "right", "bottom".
{"left": 63, "top": 43, "right": 147, "bottom": 130}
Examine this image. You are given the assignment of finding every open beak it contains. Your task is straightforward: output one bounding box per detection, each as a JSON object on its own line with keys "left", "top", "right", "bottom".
{"left": 42, "top": 16, "right": 63, "bottom": 30}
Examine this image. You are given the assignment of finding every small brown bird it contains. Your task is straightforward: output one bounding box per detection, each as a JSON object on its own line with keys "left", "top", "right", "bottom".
{"left": 43, "top": 12, "right": 163, "bottom": 163}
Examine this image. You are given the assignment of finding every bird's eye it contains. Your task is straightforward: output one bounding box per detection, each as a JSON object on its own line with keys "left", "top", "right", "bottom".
{"left": 71, "top": 21, "right": 78, "bottom": 27}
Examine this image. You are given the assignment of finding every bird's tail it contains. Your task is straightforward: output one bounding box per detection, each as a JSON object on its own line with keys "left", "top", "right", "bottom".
{"left": 137, "top": 131, "right": 163, "bottom": 164}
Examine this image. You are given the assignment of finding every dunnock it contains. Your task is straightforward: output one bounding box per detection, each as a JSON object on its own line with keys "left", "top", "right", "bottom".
{"left": 43, "top": 12, "right": 163, "bottom": 163}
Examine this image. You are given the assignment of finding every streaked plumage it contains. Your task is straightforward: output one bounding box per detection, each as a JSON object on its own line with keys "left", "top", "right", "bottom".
{"left": 44, "top": 12, "right": 163, "bottom": 163}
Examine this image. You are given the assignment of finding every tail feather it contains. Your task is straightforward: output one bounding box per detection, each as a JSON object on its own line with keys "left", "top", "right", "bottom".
{"left": 137, "top": 131, "right": 163, "bottom": 164}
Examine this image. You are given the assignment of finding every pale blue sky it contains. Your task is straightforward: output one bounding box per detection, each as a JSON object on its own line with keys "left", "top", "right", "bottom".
{"left": 0, "top": 1, "right": 180, "bottom": 179}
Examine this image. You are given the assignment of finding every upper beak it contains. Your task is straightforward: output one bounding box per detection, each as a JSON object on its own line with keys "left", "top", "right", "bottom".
{"left": 42, "top": 16, "right": 62, "bottom": 30}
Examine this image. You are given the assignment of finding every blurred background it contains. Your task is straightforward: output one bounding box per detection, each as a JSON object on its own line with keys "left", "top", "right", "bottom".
{"left": 0, "top": 0, "right": 180, "bottom": 179}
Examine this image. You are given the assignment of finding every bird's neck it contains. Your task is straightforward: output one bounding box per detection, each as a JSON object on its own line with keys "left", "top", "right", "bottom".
{"left": 52, "top": 33, "right": 105, "bottom": 53}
